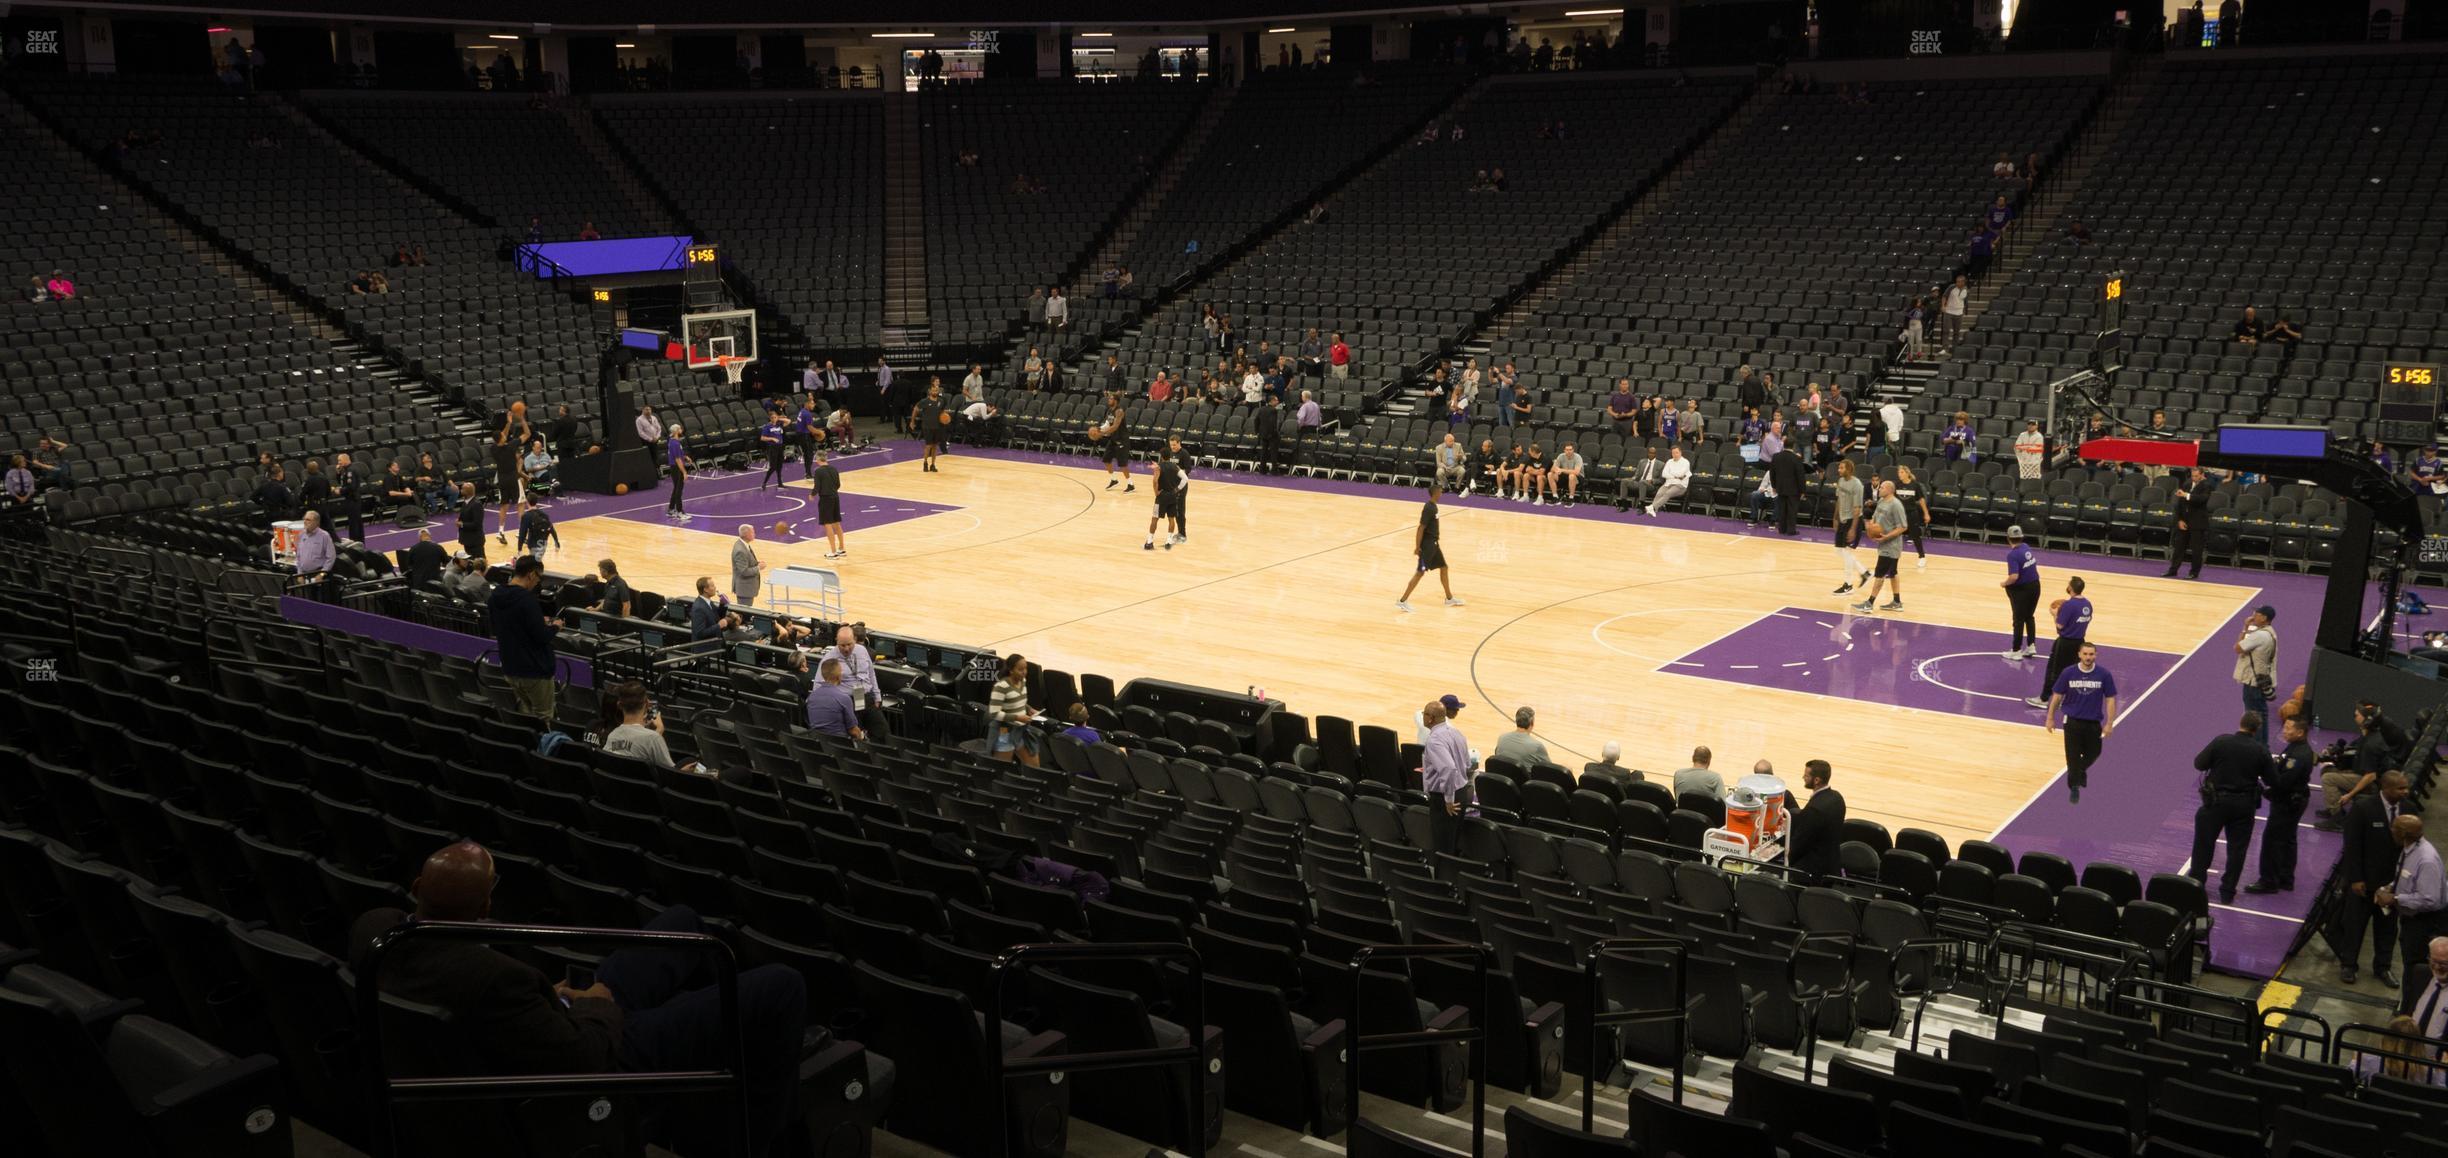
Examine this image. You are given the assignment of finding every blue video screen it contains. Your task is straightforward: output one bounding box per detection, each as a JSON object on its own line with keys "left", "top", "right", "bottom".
{"left": 2215, "top": 425, "right": 2330, "bottom": 460}
{"left": 518, "top": 236, "right": 692, "bottom": 278}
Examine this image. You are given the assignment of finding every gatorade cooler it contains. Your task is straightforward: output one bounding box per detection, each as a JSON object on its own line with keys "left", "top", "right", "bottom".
{"left": 270, "top": 520, "right": 304, "bottom": 565}
{"left": 1720, "top": 784, "right": 1766, "bottom": 850}
{"left": 1738, "top": 772, "right": 1790, "bottom": 841}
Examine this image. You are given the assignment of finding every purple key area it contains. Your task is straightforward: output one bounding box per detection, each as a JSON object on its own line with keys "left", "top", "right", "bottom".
{"left": 1665, "top": 606, "right": 2179, "bottom": 726}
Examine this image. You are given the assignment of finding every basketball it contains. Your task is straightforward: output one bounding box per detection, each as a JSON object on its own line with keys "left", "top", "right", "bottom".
{"left": 1086, "top": 425, "right": 1104, "bottom": 441}
{"left": 614, "top": 483, "right": 628, "bottom": 495}
{"left": 938, "top": 411, "right": 952, "bottom": 426}
{"left": 2050, "top": 598, "right": 2067, "bottom": 615}
{"left": 773, "top": 521, "right": 792, "bottom": 537}
{"left": 510, "top": 400, "right": 527, "bottom": 419}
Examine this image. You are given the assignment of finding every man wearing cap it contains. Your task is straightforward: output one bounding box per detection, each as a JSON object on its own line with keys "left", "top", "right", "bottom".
{"left": 1419, "top": 699, "right": 1473, "bottom": 852}
{"left": 1416, "top": 694, "right": 1467, "bottom": 746}
{"left": 2235, "top": 605, "right": 2277, "bottom": 746}
{"left": 2000, "top": 525, "right": 2042, "bottom": 661}
{"left": 2025, "top": 575, "right": 2092, "bottom": 710}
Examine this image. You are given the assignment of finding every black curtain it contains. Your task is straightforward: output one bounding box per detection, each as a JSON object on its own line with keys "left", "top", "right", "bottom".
{"left": 2006, "top": 0, "right": 2123, "bottom": 50}
{"left": 1676, "top": 1, "right": 1809, "bottom": 65}
{"left": 1817, "top": 0, "right": 1962, "bottom": 58}
{"left": 759, "top": 34, "right": 808, "bottom": 86}
{"left": 112, "top": 18, "right": 213, "bottom": 76}
{"left": 2410, "top": 0, "right": 2448, "bottom": 40}
{"left": 2, "top": 12, "right": 68, "bottom": 74}
{"left": 567, "top": 36, "right": 618, "bottom": 94}
{"left": 1328, "top": 24, "right": 1372, "bottom": 69}
{"left": 670, "top": 34, "right": 739, "bottom": 90}
{"left": 253, "top": 25, "right": 338, "bottom": 89}
{"left": 373, "top": 29, "right": 462, "bottom": 90}
{"left": 2237, "top": 0, "right": 2378, "bottom": 43}
{"left": 981, "top": 30, "right": 1037, "bottom": 81}
{"left": 1406, "top": 16, "right": 1500, "bottom": 64}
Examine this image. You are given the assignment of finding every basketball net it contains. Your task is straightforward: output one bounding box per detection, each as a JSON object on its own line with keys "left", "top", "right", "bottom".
{"left": 715, "top": 355, "right": 748, "bottom": 387}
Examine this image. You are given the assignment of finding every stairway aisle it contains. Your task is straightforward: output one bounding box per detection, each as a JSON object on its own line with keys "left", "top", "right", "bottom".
{"left": 880, "top": 92, "right": 929, "bottom": 360}
{"left": 1070, "top": 80, "right": 1240, "bottom": 297}
{"left": 1955, "top": 55, "right": 2163, "bottom": 337}
{"left": 558, "top": 102, "right": 683, "bottom": 236}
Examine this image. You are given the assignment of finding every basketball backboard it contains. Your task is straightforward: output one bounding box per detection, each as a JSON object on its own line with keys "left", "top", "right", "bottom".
{"left": 680, "top": 309, "right": 759, "bottom": 371}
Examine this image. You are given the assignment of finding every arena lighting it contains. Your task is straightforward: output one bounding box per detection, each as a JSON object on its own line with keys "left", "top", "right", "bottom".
{"left": 1564, "top": 8, "right": 1626, "bottom": 15}
{"left": 1078, "top": 31, "right": 1113, "bottom": 37}
{"left": 615, "top": 43, "right": 635, "bottom": 48}
{"left": 870, "top": 32, "right": 934, "bottom": 38}
{"left": 488, "top": 34, "right": 520, "bottom": 40}
{"left": 1268, "top": 27, "right": 1297, "bottom": 33}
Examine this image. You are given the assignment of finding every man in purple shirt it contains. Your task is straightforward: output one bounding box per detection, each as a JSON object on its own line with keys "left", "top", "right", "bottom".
{"left": 2026, "top": 575, "right": 2091, "bottom": 709}
{"left": 1420, "top": 699, "right": 1473, "bottom": 852}
{"left": 2043, "top": 643, "right": 2116, "bottom": 804}
{"left": 664, "top": 426, "right": 691, "bottom": 523}
{"left": 803, "top": 658, "right": 865, "bottom": 740}
{"left": 293, "top": 510, "right": 338, "bottom": 602}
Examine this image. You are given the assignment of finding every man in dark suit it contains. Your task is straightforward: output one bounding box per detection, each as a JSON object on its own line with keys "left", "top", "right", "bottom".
{"left": 1769, "top": 446, "right": 1807, "bottom": 535}
{"left": 2335, "top": 771, "right": 2419, "bottom": 986}
{"left": 351, "top": 842, "right": 810, "bottom": 1156}
{"left": 1787, "top": 759, "right": 1846, "bottom": 880}
{"left": 2162, "top": 466, "right": 2214, "bottom": 578}
{"left": 397, "top": 528, "right": 447, "bottom": 591}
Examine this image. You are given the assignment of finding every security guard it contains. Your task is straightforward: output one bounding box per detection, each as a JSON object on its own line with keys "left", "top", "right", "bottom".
{"left": 2187, "top": 710, "right": 2273, "bottom": 904}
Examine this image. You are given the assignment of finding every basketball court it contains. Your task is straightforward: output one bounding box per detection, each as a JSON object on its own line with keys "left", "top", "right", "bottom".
{"left": 365, "top": 440, "right": 2290, "bottom": 867}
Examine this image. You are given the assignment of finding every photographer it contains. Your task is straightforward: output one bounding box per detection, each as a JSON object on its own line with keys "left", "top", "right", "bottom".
{"left": 2320, "top": 701, "right": 2409, "bottom": 828}
{"left": 599, "top": 680, "right": 704, "bottom": 776}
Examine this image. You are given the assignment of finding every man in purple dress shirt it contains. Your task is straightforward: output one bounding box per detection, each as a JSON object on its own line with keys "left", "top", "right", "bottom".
{"left": 1420, "top": 699, "right": 1473, "bottom": 852}
{"left": 294, "top": 510, "right": 337, "bottom": 600}
{"left": 803, "top": 658, "right": 865, "bottom": 740}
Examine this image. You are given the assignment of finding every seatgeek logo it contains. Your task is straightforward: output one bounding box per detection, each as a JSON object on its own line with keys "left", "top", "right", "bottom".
{"left": 25, "top": 30, "right": 60, "bottom": 55}
{"left": 1909, "top": 30, "right": 1943, "bottom": 55}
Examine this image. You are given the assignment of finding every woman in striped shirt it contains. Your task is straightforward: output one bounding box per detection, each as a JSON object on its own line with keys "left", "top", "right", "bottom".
{"left": 989, "top": 654, "right": 1041, "bottom": 766}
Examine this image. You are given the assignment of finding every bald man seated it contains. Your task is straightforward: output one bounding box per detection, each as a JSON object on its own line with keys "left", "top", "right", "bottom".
{"left": 350, "top": 842, "right": 809, "bottom": 1156}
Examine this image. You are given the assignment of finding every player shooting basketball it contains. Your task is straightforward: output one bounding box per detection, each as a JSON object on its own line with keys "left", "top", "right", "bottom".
{"left": 492, "top": 404, "right": 530, "bottom": 546}
{"left": 1091, "top": 391, "right": 1134, "bottom": 492}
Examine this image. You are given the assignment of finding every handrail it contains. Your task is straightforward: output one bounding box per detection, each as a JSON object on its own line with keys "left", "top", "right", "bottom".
{"left": 206, "top": 612, "right": 329, "bottom": 678}
{"left": 355, "top": 920, "right": 746, "bottom": 1158}
{"left": 1983, "top": 920, "right": 2144, "bottom": 1014}
{"left": 2259, "top": 1006, "right": 2330, "bottom": 1060}
{"left": 983, "top": 940, "right": 1207, "bottom": 1158}
{"left": 1582, "top": 935, "right": 1688, "bottom": 1126}
{"left": 2109, "top": 975, "right": 2256, "bottom": 1044}
{"left": 1349, "top": 942, "right": 1488, "bottom": 1156}
{"left": 1889, "top": 936, "right": 1959, "bottom": 1052}
{"left": 2333, "top": 1021, "right": 2448, "bottom": 1086}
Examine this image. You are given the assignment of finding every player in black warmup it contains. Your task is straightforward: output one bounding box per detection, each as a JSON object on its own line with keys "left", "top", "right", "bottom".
{"left": 1165, "top": 434, "right": 1190, "bottom": 541}
{"left": 1397, "top": 486, "right": 1464, "bottom": 611}
{"left": 812, "top": 450, "right": 846, "bottom": 559}
{"left": 1144, "top": 449, "right": 1186, "bottom": 550}
{"left": 1097, "top": 392, "right": 1135, "bottom": 491}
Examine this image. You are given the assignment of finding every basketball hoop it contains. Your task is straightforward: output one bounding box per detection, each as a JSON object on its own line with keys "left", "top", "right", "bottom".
{"left": 714, "top": 355, "right": 748, "bottom": 387}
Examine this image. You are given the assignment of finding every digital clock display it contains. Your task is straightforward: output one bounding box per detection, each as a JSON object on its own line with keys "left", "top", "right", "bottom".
{"left": 2103, "top": 277, "right": 2122, "bottom": 301}
{"left": 2390, "top": 364, "right": 2438, "bottom": 388}
{"left": 2378, "top": 362, "right": 2442, "bottom": 446}
{"left": 688, "top": 245, "right": 718, "bottom": 265}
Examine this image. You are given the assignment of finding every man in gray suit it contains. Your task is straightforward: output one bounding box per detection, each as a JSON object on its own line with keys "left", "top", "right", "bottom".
{"left": 731, "top": 524, "right": 766, "bottom": 606}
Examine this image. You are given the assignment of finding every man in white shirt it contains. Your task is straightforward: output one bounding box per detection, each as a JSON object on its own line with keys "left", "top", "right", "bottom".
{"left": 1616, "top": 445, "right": 1665, "bottom": 512}
{"left": 1432, "top": 434, "right": 1466, "bottom": 492}
{"left": 961, "top": 364, "right": 985, "bottom": 403}
{"left": 1878, "top": 400, "right": 1907, "bottom": 457}
{"left": 1044, "top": 287, "right": 1068, "bottom": 331}
{"left": 634, "top": 405, "right": 662, "bottom": 456}
{"left": 2234, "top": 605, "right": 2277, "bottom": 746}
{"left": 819, "top": 625, "right": 890, "bottom": 741}
{"left": 1646, "top": 445, "right": 1692, "bottom": 516}
{"left": 1936, "top": 274, "right": 1968, "bottom": 347}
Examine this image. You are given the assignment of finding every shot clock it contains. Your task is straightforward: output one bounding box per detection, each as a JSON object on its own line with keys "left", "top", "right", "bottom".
{"left": 2378, "top": 362, "right": 2442, "bottom": 447}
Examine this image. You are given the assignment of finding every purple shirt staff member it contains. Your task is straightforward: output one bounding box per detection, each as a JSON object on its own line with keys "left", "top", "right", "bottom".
{"left": 2043, "top": 643, "right": 2117, "bottom": 804}
{"left": 663, "top": 426, "right": 692, "bottom": 522}
{"left": 803, "top": 658, "right": 866, "bottom": 740}
{"left": 1420, "top": 699, "right": 1472, "bottom": 852}
{"left": 2000, "top": 526, "right": 2042, "bottom": 660}
{"left": 2025, "top": 575, "right": 2091, "bottom": 709}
